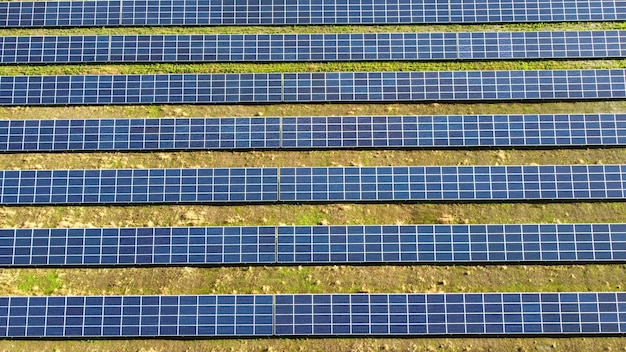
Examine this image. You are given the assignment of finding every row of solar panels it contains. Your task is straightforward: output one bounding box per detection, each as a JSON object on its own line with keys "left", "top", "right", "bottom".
{"left": 1, "top": 292, "right": 625, "bottom": 337}
{"left": 1, "top": 114, "right": 624, "bottom": 152}
{"left": 1, "top": 69, "right": 625, "bottom": 105}
{"left": 1, "top": 31, "right": 624, "bottom": 63}
{"left": 0, "top": 165, "right": 625, "bottom": 204}
{"left": 1, "top": 224, "right": 624, "bottom": 266}
{"left": 1, "top": 0, "right": 624, "bottom": 27}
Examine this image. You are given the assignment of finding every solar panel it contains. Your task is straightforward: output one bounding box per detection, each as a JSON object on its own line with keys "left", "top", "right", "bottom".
{"left": 1, "top": 0, "right": 624, "bottom": 28}
{"left": 276, "top": 224, "right": 626, "bottom": 263}
{"left": 0, "top": 73, "right": 284, "bottom": 105}
{"left": 1, "top": 224, "right": 624, "bottom": 266}
{"left": 279, "top": 165, "right": 626, "bottom": 202}
{"left": 0, "top": 117, "right": 282, "bottom": 152}
{"left": 0, "top": 168, "right": 279, "bottom": 205}
{"left": 1, "top": 70, "right": 625, "bottom": 106}
{"left": 0, "top": 226, "right": 277, "bottom": 266}
{"left": 282, "top": 114, "right": 626, "bottom": 149}
{"left": 0, "top": 294, "right": 275, "bottom": 337}
{"left": 2, "top": 31, "right": 625, "bottom": 64}
{"left": 1, "top": 292, "right": 624, "bottom": 337}
{"left": 274, "top": 292, "right": 626, "bottom": 336}
{"left": 2, "top": 114, "right": 622, "bottom": 152}
{"left": 0, "top": 165, "right": 624, "bottom": 205}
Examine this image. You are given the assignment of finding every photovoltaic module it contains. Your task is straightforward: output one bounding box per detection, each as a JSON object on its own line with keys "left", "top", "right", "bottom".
{"left": 1, "top": 0, "right": 624, "bottom": 28}
{"left": 1, "top": 293, "right": 624, "bottom": 337}
{"left": 0, "top": 165, "right": 624, "bottom": 205}
{"left": 0, "top": 224, "right": 624, "bottom": 266}
{"left": 0, "top": 114, "right": 623, "bottom": 152}
{"left": 0, "top": 31, "right": 624, "bottom": 64}
{"left": 1, "top": 69, "right": 625, "bottom": 105}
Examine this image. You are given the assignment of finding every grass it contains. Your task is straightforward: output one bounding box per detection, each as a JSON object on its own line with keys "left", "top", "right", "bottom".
{"left": 0, "top": 59, "right": 624, "bottom": 75}
{"left": 2, "top": 100, "right": 626, "bottom": 121}
{"left": 2, "top": 148, "right": 626, "bottom": 170}
{"left": 2, "top": 202, "right": 626, "bottom": 229}
{"left": 3, "top": 265, "right": 625, "bottom": 296}
{"left": 2, "top": 100, "right": 626, "bottom": 120}
{"left": 1, "top": 337, "right": 623, "bottom": 352}
{"left": 0, "top": 22, "right": 625, "bottom": 352}
{"left": 2, "top": 20, "right": 626, "bottom": 36}
{"left": 15, "top": 271, "right": 61, "bottom": 295}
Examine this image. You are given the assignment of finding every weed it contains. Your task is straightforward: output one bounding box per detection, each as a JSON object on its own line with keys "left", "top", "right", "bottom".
{"left": 16, "top": 272, "right": 61, "bottom": 295}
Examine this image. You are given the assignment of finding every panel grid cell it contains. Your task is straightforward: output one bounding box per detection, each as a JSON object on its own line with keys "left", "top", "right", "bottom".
{"left": 278, "top": 165, "right": 626, "bottom": 202}
{"left": 2, "top": 31, "right": 625, "bottom": 64}
{"left": 2, "top": 223, "right": 624, "bottom": 267}
{"left": 2, "top": 114, "right": 625, "bottom": 152}
{"left": 1, "top": 0, "right": 625, "bottom": 28}
{"left": 0, "top": 168, "right": 280, "bottom": 205}
{"left": 0, "top": 293, "right": 624, "bottom": 337}
{"left": 0, "top": 69, "right": 625, "bottom": 106}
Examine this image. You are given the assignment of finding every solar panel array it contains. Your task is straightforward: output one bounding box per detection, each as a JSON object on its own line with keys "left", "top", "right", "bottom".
{"left": 0, "top": 117, "right": 281, "bottom": 151}
{"left": 0, "top": 165, "right": 625, "bottom": 205}
{"left": 1, "top": 292, "right": 624, "bottom": 337}
{"left": 274, "top": 292, "right": 626, "bottom": 336}
{"left": 281, "top": 114, "right": 626, "bottom": 149}
{"left": 275, "top": 224, "right": 626, "bottom": 263}
{"left": 1, "top": 114, "right": 625, "bottom": 152}
{"left": 278, "top": 165, "right": 626, "bottom": 202}
{"left": 0, "top": 295, "right": 275, "bottom": 337}
{"left": 1, "top": 31, "right": 624, "bottom": 64}
{"left": 2, "top": 0, "right": 626, "bottom": 343}
{"left": 1, "top": 0, "right": 625, "bottom": 27}
{"left": 0, "top": 226, "right": 277, "bottom": 266}
{"left": 0, "top": 168, "right": 280, "bottom": 204}
{"left": 1, "top": 69, "right": 625, "bottom": 106}
{"left": 1, "top": 224, "right": 624, "bottom": 267}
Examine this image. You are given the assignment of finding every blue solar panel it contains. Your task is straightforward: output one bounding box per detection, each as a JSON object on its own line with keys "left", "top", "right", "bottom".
{"left": 2, "top": 31, "right": 624, "bottom": 64}
{"left": 279, "top": 165, "right": 626, "bottom": 202}
{"left": 276, "top": 224, "right": 626, "bottom": 263}
{"left": 0, "top": 165, "right": 624, "bottom": 205}
{"left": 0, "top": 168, "right": 279, "bottom": 205}
{"left": 0, "top": 226, "right": 277, "bottom": 266}
{"left": 281, "top": 114, "right": 626, "bottom": 149}
{"left": 1, "top": 114, "right": 624, "bottom": 152}
{"left": 0, "top": 73, "right": 284, "bottom": 105}
{"left": 0, "top": 293, "right": 624, "bottom": 337}
{"left": 1, "top": 224, "right": 625, "bottom": 266}
{"left": 1, "top": 0, "right": 624, "bottom": 28}
{"left": 0, "top": 117, "right": 282, "bottom": 152}
{"left": 0, "top": 70, "right": 624, "bottom": 106}
{"left": 274, "top": 292, "right": 626, "bottom": 336}
{"left": 0, "top": 295, "right": 275, "bottom": 337}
